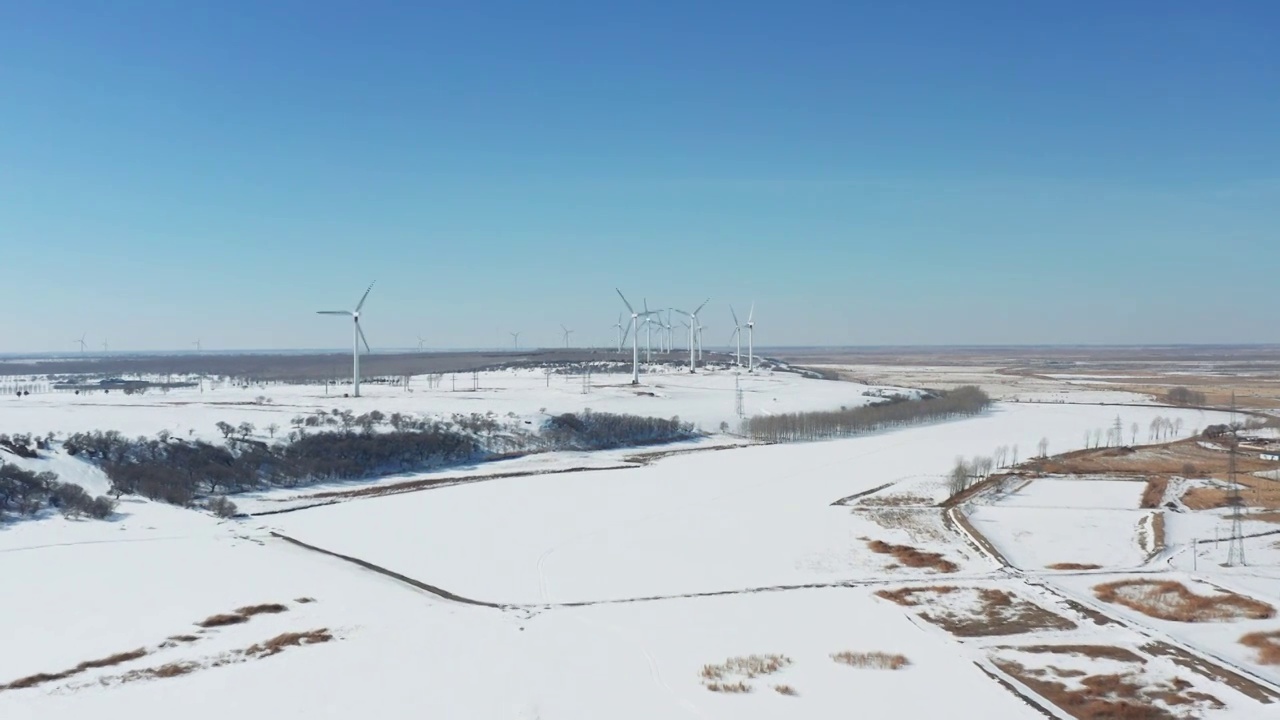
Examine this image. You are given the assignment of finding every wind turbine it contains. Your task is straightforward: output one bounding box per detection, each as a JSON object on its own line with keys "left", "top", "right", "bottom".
{"left": 193, "top": 339, "right": 202, "bottom": 353}
{"left": 73, "top": 333, "right": 87, "bottom": 354}
{"left": 510, "top": 331, "right": 521, "bottom": 351}
{"left": 417, "top": 336, "right": 426, "bottom": 351}
{"left": 561, "top": 324, "right": 573, "bottom": 348}
{"left": 674, "top": 316, "right": 695, "bottom": 372}
{"left": 102, "top": 339, "right": 109, "bottom": 354}
{"left": 746, "top": 302, "right": 756, "bottom": 372}
{"left": 316, "top": 281, "right": 375, "bottom": 397}
{"left": 616, "top": 289, "right": 656, "bottom": 384}
{"left": 642, "top": 300, "right": 656, "bottom": 364}
{"left": 612, "top": 314, "right": 624, "bottom": 354}
{"left": 730, "top": 306, "right": 743, "bottom": 367}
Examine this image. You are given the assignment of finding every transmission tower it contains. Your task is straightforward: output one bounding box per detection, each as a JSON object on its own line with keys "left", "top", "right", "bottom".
{"left": 734, "top": 374, "right": 745, "bottom": 417}
{"left": 1226, "top": 391, "right": 1246, "bottom": 566}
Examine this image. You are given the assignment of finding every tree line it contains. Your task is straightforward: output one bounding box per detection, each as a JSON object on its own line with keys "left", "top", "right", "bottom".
{"left": 57, "top": 409, "right": 697, "bottom": 513}
{"left": 0, "top": 460, "right": 116, "bottom": 523}
{"left": 739, "top": 386, "right": 992, "bottom": 443}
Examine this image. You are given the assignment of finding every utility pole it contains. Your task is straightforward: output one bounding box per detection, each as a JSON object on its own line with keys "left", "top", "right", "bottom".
{"left": 735, "top": 374, "right": 745, "bottom": 417}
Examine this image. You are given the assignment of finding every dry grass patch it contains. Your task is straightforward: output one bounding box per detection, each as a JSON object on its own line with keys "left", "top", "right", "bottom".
{"left": 1013, "top": 645, "right": 1146, "bottom": 664}
{"left": 1241, "top": 631, "right": 1280, "bottom": 665}
{"left": 831, "top": 651, "right": 910, "bottom": 670}
{"left": 1046, "top": 563, "right": 1103, "bottom": 571}
{"left": 294, "top": 597, "right": 317, "bottom": 604}
{"left": 700, "top": 654, "right": 792, "bottom": 681}
{"left": 1140, "top": 476, "right": 1169, "bottom": 509}
{"left": 196, "top": 613, "right": 248, "bottom": 628}
{"left": 773, "top": 684, "right": 798, "bottom": 696}
{"left": 1094, "top": 579, "right": 1275, "bottom": 623}
{"left": 244, "top": 629, "right": 334, "bottom": 659}
{"left": 706, "top": 681, "right": 751, "bottom": 693}
{"left": 236, "top": 603, "right": 289, "bottom": 618}
{"left": 857, "top": 494, "right": 934, "bottom": 507}
{"left": 993, "top": 658, "right": 1222, "bottom": 720}
{"left": 866, "top": 540, "right": 958, "bottom": 573}
{"left": 876, "top": 585, "right": 1077, "bottom": 637}
{"left": 0, "top": 648, "right": 149, "bottom": 691}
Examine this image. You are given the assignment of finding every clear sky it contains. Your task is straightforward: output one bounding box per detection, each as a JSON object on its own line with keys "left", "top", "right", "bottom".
{"left": 2, "top": 1, "right": 1277, "bottom": 353}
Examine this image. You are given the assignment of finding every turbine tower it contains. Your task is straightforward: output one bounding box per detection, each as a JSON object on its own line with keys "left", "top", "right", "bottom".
{"left": 316, "top": 281, "right": 375, "bottom": 398}
{"left": 746, "top": 302, "right": 756, "bottom": 372}
{"left": 616, "top": 289, "right": 656, "bottom": 384}
{"left": 561, "top": 324, "right": 573, "bottom": 348}
{"left": 730, "top": 306, "right": 743, "bottom": 367}
{"left": 613, "top": 314, "right": 624, "bottom": 353}
{"left": 102, "top": 339, "right": 109, "bottom": 354}
{"left": 674, "top": 299, "right": 708, "bottom": 373}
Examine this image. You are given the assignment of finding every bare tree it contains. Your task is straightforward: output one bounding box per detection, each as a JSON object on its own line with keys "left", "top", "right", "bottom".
{"left": 267, "top": 423, "right": 280, "bottom": 439}
{"left": 1130, "top": 422, "right": 1139, "bottom": 445}
{"left": 1011, "top": 444, "right": 1019, "bottom": 466}
{"left": 948, "top": 458, "right": 971, "bottom": 497}
{"left": 1037, "top": 437, "right": 1049, "bottom": 458}
{"left": 1174, "top": 417, "right": 1184, "bottom": 437}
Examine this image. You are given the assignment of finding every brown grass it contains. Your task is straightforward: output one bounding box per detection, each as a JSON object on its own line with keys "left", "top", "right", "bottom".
{"left": 1012, "top": 645, "right": 1146, "bottom": 663}
{"left": 294, "top": 597, "right": 317, "bottom": 604}
{"left": 994, "top": 658, "right": 1223, "bottom": 720}
{"left": 876, "top": 585, "right": 1076, "bottom": 637}
{"left": 0, "top": 648, "right": 149, "bottom": 691}
{"left": 1094, "top": 579, "right": 1275, "bottom": 623}
{"left": 1141, "top": 477, "right": 1169, "bottom": 509}
{"left": 1046, "top": 563, "right": 1103, "bottom": 571}
{"left": 866, "top": 540, "right": 958, "bottom": 573}
{"left": 196, "top": 613, "right": 248, "bottom": 628}
{"left": 244, "top": 629, "right": 334, "bottom": 659}
{"left": 236, "top": 603, "right": 289, "bottom": 618}
{"left": 831, "top": 651, "right": 910, "bottom": 670}
{"left": 168, "top": 635, "right": 199, "bottom": 643}
{"left": 700, "top": 654, "right": 792, "bottom": 681}
{"left": 773, "top": 684, "right": 799, "bottom": 696}
{"left": 705, "top": 681, "right": 751, "bottom": 693}
{"left": 1241, "top": 631, "right": 1280, "bottom": 665}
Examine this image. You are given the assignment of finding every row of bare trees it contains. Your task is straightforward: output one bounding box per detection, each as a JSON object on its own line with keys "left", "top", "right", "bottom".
{"left": 740, "top": 386, "right": 992, "bottom": 443}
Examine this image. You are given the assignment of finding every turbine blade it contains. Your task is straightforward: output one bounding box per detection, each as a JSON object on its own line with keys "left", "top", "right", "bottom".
{"left": 357, "top": 323, "right": 371, "bottom": 353}
{"left": 730, "top": 305, "right": 739, "bottom": 326}
{"left": 694, "top": 298, "right": 710, "bottom": 315}
{"left": 748, "top": 302, "right": 754, "bottom": 323}
{"left": 355, "top": 281, "right": 376, "bottom": 312}
{"left": 615, "top": 288, "right": 634, "bottom": 314}
{"left": 317, "top": 310, "right": 353, "bottom": 315}
{"left": 620, "top": 323, "right": 632, "bottom": 345}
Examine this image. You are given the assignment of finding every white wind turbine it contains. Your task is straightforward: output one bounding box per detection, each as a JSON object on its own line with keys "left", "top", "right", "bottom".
{"left": 561, "top": 324, "right": 574, "bottom": 348}
{"left": 510, "top": 331, "right": 521, "bottom": 351}
{"left": 613, "top": 314, "right": 625, "bottom": 354}
{"left": 73, "top": 333, "right": 87, "bottom": 354}
{"left": 729, "top": 306, "right": 743, "bottom": 367}
{"left": 746, "top": 302, "right": 756, "bottom": 372}
{"left": 316, "top": 281, "right": 375, "bottom": 397}
{"left": 673, "top": 298, "right": 708, "bottom": 373}
{"left": 417, "top": 336, "right": 426, "bottom": 351}
{"left": 616, "top": 289, "right": 657, "bottom": 384}
{"left": 193, "top": 339, "right": 202, "bottom": 353}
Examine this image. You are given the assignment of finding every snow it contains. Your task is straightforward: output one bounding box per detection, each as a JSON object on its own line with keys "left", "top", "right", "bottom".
{"left": 0, "top": 367, "right": 888, "bottom": 442}
{"left": 4, "top": 370, "right": 1268, "bottom": 718}
{"left": 269, "top": 403, "right": 1225, "bottom": 604}
{"left": 970, "top": 506, "right": 1153, "bottom": 570}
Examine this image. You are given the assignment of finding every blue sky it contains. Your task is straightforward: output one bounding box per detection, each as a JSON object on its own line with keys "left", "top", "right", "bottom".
{"left": 2, "top": 1, "right": 1277, "bottom": 352}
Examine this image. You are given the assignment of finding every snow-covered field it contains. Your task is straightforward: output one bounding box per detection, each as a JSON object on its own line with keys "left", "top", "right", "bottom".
{"left": 5, "top": 367, "right": 1278, "bottom": 719}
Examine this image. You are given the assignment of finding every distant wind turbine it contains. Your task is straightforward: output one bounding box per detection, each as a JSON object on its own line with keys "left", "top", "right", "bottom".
{"left": 102, "top": 339, "right": 109, "bottom": 354}
{"left": 613, "top": 314, "right": 624, "bottom": 354}
{"left": 510, "top": 331, "right": 521, "bottom": 351}
{"left": 73, "top": 333, "right": 87, "bottom": 354}
{"left": 193, "top": 340, "right": 202, "bottom": 353}
{"left": 561, "top": 324, "right": 573, "bottom": 348}
{"left": 417, "top": 336, "right": 426, "bottom": 351}
{"left": 316, "top": 281, "right": 375, "bottom": 397}
{"left": 746, "top": 302, "right": 756, "bottom": 372}
{"left": 616, "top": 289, "right": 657, "bottom": 384}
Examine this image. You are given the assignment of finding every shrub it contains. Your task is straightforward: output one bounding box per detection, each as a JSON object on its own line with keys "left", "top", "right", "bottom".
{"left": 207, "top": 496, "right": 238, "bottom": 518}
